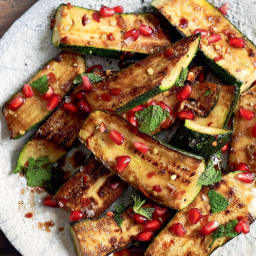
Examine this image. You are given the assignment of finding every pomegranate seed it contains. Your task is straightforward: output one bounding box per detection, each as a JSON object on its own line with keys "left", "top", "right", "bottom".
{"left": 147, "top": 172, "right": 156, "bottom": 179}
{"left": 76, "top": 91, "right": 86, "bottom": 100}
{"left": 101, "top": 93, "right": 112, "bottom": 101}
{"left": 131, "top": 105, "right": 144, "bottom": 112}
{"left": 69, "top": 210, "right": 83, "bottom": 222}
{"left": 139, "top": 24, "right": 153, "bottom": 36}
{"left": 99, "top": 6, "right": 115, "bottom": 17}
{"left": 60, "top": 36, "right": 68, "bottom": 44}
{"left": 8, "top": 96, "right": 24, "bottom": 111}
{"left": 133, "top": 214, "right": 147, "bottom": 224}
{"left": 221, "top": 143, "right": 229, "bottom": 152}
{"left": 82, "top": 76, "right": 92, "bottom": 91}
{"left": 134, "top": 142, "right": 149, "bottom": 154}
{"left": 177, "top": 85, "right": 192, "bottom": 101}
{"left": 188, "top": 208, "right": 202, "bottom": 224}
{"left": 208, "top": 122, "right": 213, "bottom": 127}
{"left": 178, "top": 110, "right": 195, "bottom": 120}
{"left": 83, "top": 175, "right": 87, "bottom": 185}
{"left": 114, "top": 5, "right": 123, "bottom": 13}
{"left": 115, "top": 156, "right": 131, "bottom": 173}
{"left": 43, "top": 86, "right": 54, "bottom": 99}
{"left": 235, "top": 163, "right": 249, "bottom": 171}
{"left": 219, "top": 2, "right": 228, "bottom": 16}
{"left": 208, "top": 34, "right": 221, "bottom": 44}
{"left": 240, "top": 108, "right": 255, "bottom": 120}
{"left": 47, "top": 72, "right": 56, "bottom": 83}
{"left": 107, "top": 211, "right": 114, "bottom": 217}
{"left": 77, "top": 100, "right": 91, "bottom": 113}
{"left": 67, "top": 2, "right": 72, "bottom": 9}
{"left": 25, "top": 213, "right": 33, "bottom": 218}
{"left": 86, "top": 64, "right": 103, "bottom": 73}
{"left": 164, "top": 48, "right": 174, "bottom": 58}
{"left": 109, "top": 130, "right": 124, "bottom": 145}
{"left": 92, "top": 12, "right": 100, "bottom": 22}
{"left": 43, "top": 196, "right": 58, "bottom": 207}
{"left": 193, "top": 29, "right": 208, "bottom": 38}
{"left": 136, "top": 231, "right": 153, "bottom": 241}
{"left": 107, "top": 33, "right": 115, "bottom": 41}
{"left": 63, "top": 103, "right": 78, "bottom": 113}
{"left": 153, "top": 185, "right": 162, "bottom": 193}
{"left": 47, "top": 94, "right": 61, "bottom": 111}
{"left": 110, "top": 88, "right": 121, "bottom": 96}
{"left": 153, "top": 207, "right": 168, "bottom": 220}
{"left": 110, "top": 182, "right": 120, "bottom": 190}
{"left": 236, "top": 172, "right": 255, "bottom": 184}
{"left": 144, "top": 219, "right": 161, "bottom": 231}
{"left": 23, "top": 84, "right": 34, "bottom": 98}
{"left": 201, "top": 221, "right": 219, "bottom": 235}
{"left": 214, "top": 55, "right": 223, "bottom": 62}
{"left": 229, "top": 37, "right": 245, "bottom": 48}
{"left": 169, "top": 223, "right": 186, "bottom": 237}
{"left": 124, "top": 29, "right": 140, "bottom": 41}
{"left": 235, "top": 220, "right": 250, "bottom": 234}
{"left": 179, "top": 18, "right": 188, "bottom": 28}
{"left": 57, "top": 198, "right": 68, "bottom": 208}
{"left": 127, "top": 111, "right": 138, "bottom": 127}
{"left": 252, "top": 124, "right": 256, "bottom": 137}
{"left": 157, "top": 101, "right": 171, "bottom": 113}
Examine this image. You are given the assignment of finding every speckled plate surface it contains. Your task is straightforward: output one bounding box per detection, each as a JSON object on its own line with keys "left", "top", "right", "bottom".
{"left": 0, "top": 0, "right": 256, "bottom": 255}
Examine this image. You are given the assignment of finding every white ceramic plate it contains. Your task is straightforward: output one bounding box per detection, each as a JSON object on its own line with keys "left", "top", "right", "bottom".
{"left": 1, "top": 0, "right": 256, "bottom": 255}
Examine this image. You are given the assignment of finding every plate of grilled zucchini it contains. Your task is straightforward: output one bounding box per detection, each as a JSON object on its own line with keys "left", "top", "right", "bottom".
{"left": 1, "top": 0, "right": 256, "bottom": 255}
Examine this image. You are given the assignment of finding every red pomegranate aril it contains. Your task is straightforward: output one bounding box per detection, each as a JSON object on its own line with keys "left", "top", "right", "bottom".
{"left": 127, "top": 111, "right": 138, "bottom": 127}
{"left": 124, "top": 29, "right": 140, "bottom": 41}
{"left": 153, "top": 185, "right": 162, "bottom": 193}
{"left": 252, "top": 124, "right": 256, "bottom": 137}
{"left": 92, "top": 12, "right": 100, "bottom": 22}
{"left": 107, "top": 33, "right": 115, "bottom": 41}
{"left": 229, "top": 37, "right": 245, "bottom": 48}
{"left": 115, "top": 156, "right": 131, "bottom": 173}
{"left": 208, "top": 34, "right": 221, "bottom": 44}
{"left": 201, "top": 221, "right": 219, "bottom": 235}
{"left": 177, "top": 85, "right": 192, "bottom": 101}
{"left": 157, "top": 101, "right": 171, "bottom": 113}
{"left": 214, "top": 55, "right": 223, "bottom": 62}
{"left": 236, "top": 172, "right": 255, "bottom": 184}
{"left": 188, "top": 208, "right": 202, "bottom": 224}
{"left": 133, "top": 213, "right": 147, "bottom": 224}
{"left": 76, "top": 91, "right": 86, "bottom": 100}
{"left": 221, "top": 143, "right": 229, "bottom": 152}
{"left": 178, "top": 110, "right": 195, "bottom": 120}
{"left": 82, "top": 76, "right": 92, "bottom": 91}
{"left": 193, "top": 29, "right": 208, "bottom": 38}
{"left": 63, "top": 103, "right": 78, "bottom": 113}
{"left": 110, "top": 88, "right": 121, "bottom": 96}
{"left": 82, "top": 15, "right": 88, "bottom": 26}
{"left": 86, "top": 64, "right": 103, "bottom": 73}
{"left": 47, "top": 94, "right": 61, "bottom": 111}
{"left": 9, "top": 96, "right": 24, "bottom": 111}
{"left": 43, "top": 196, "right": 58, "bottom": 208}
{"left": 134, "top": 142, "right": 149, "bottom": 154}
{"left": 153, "top": 207, "right": 168, "bottom": 220}
{"left": 23, "top": 84, "right": 34, "bottom": 98}
{"left": 99, "top": 6, "right": 115, "bottom": 17}
{"left": 69, "top": 210, "right": 83, "bottom": 222}
{"left": 43, "top": 86, "right": 54, "bottom": 99}
{"left": 219, "top": 2, "right": 228, "bottom": 16}
{"left": 235, "top": 220, "right": 250, "bottom": 234}
{"left": 47, "top": 72, "right": 56, "bottom": 83}
{"left": 57, "top": 198, "right": 68, "bottom": 208}
{"left": 144, "top": 219, "right": 161, "bottom": 231}
{"left": 147, "top": 172, "right": 155, "bottom": 179}
{"left": 109, "top": 130, "right": 124, "bottom": 145}
{"left": 101, "top": 93, "right": 112, "bottom": 101}
{"left": 77, "top": 100, "right": 91, "bottom": 113}
{"left": 164, "top": 48, "right": 174, "bottom": 58}
{"left": 131, "top": 105, "right": 144, "bottom": 112}
{"left": 169, "top": 223, "right": 186, "bottom": 237}
{"left": 235, "top": 163, "right": 249, "bottom": 171}
{"left": 67, "top": 2, "right": 72, "bottom": 9}
{"left": 137, "top": 231, "right": 153, "bottom": 241}
{"left": 114, "top": 5, "right": 124, "bottom": 13}
{"left": 239, "top": 108, "right": 255, "bottom": 120}
{"left": 179, "top": 18, "right": 188, "bottom": 29}
{"left": 139, "top": 24, "right": 153, "bottom": 36}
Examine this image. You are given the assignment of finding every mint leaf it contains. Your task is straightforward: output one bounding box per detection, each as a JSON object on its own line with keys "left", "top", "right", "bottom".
{"left": 175, "top": 67, "right": 188, "bottom": 87}
{"left": 208, "top": 190, "right": 229, "bottom": 213}
{"left": 25, "top": 157, "right": 52, "bottom": 187}
{"left": 113, "top": 203, "right": 126, "bottom": 227}
{"left": 31, "top": 75, "right": 49, "bottom": 94}
{"left": 73, "top": 72, "right": 103, "bottom": 85}
{"left": 210, "top": 220, "right": 239, "bottom": 247}
{"left": 135, "top": 105, "right": 170, "bottom": 134}
{"left": 132, "top": 195, "right": 154, "bottom": 219}
{"left": 204, "top": 89, "right": 212, "bottom": 96}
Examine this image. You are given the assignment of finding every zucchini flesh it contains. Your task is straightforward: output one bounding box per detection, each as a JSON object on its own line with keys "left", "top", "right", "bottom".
{"left": 152, "top": 0, "right": 256, "bottom": 92}
{"left": 85, "top": 35, "right": 201, "bottom": 113}
{"left": 2, "top": 52, "right": 86, "bottom": 139}
{"left": 53, "top": 4, "right": 171, "bottom": 58}
{"left": 55, "top": 158, "right": 126, "bottom": 217}
{"left": 79, "top": 111, "right": 205, "bottom": 210}
{"left": 229, "top": 84, "right": 256, "bottom": 171}
{"left": 145, "top": 172, "right": 256, "bottom": 256}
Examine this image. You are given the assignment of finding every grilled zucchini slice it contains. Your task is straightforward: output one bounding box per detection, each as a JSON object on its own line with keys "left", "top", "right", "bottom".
{"left": 152, "top": 0, "right": 256, "bottom": 92}
{"left": 55, "top": 158, "right": 126, "bottom": 217}
{"left": 229, "top": 84, "right": 256, "bottom": 171}
{"left": 2, "top": 52, "right": 86, "bottom": 139}
{"left": 79, "top": 111, "right": 205, "bottom": 210}
{"left": 146, "top": 172, "right": 256, "bottom": 256}
{"left": 52, "top": 4, "right": 171, "bottom": 58}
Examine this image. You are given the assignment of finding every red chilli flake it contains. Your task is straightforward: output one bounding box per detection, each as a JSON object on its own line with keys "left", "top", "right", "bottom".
{"left": 92, "top": 12, "right": 100, "bottom": 22}
{"left": 147, "top": 172, "right": 156, "bottom": 179}
{"left": 82, "top": 15, "right": 88, "bottom": 26}
{"left": 153, "top": 185, "right": 162, "bottom": 193}
{"left": 107, "top": 33, "right": 115, "bottom": 41}
{"left": 214, "top": 55, "right": 223, "bottom": 62}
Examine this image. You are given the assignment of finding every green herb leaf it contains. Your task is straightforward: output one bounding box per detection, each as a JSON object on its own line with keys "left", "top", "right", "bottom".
{"left": 174, "top": 67, "right": 188, "bottom": 87}
{"left": 73, "top": 72, "right": 103, "bottom": 85}
{"left": 132, "top": 195, "right": 154, "bottom": 219}
{"left": 135, "top": 105, "right": 170, "bottom": 134}
{"left": 25, "top": 157, "right": 52, "bottom": 187}
{"left": 31, "top": 75, "right": 49, "bottom": 94}
{"left": 113, "top": 203, "right": 127, "bottom": 227}
{"left": 204, "top": 89, "right": 212, "bottom": 96}
{"left": 210, "top": 220, "right": 239, "bottom": 247}
{"left": 208, "top": 190, "right": 229, "bottom": 213}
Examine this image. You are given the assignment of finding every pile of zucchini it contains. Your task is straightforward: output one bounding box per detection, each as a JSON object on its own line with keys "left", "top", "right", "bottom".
{"left": 3, "top": 1, "right": 256, "bottom": 256}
